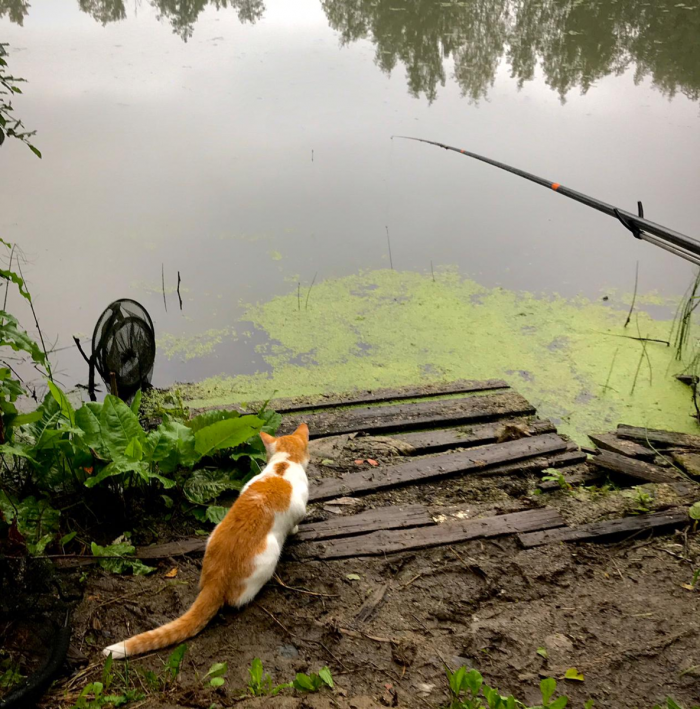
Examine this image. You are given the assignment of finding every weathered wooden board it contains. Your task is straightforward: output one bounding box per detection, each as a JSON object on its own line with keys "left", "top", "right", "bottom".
{"left": 293, "top": 507, "right": 565, "bottom": 560}
{"left": 588, "top": 433, "right": 655, "bottom": 461}
{"left": 245, "top": 379, "right": 509, "bottom": 415}
{"left": 590, "top": 450, "right": 676, "bottom": 484}
{"left": 309, "top": 433, "right": 568, "bottom": 502}
{"left": 293, "top": 505, "right": 434, "bottom": 542}
{"left": 393, "top": 419, "right": 555, "bottom": 455}
{"left": 672, "top": 451, "right": 700, "bottom": 477}
{"left": 279, "top": 391, "right": 536, "bottom": 439}
{"left": 617, "top": 425, "right": 700, "bottom": 450}
{"left": 518, "top": 509, "right": 688, "bottom": 548}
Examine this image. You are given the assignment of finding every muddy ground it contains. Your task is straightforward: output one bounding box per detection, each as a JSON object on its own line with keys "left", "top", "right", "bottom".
{"left": 6, "top": 437, "right": 700, "bottom": 709}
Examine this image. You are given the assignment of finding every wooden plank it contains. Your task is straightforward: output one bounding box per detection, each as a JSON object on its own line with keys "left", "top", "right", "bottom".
{"left": 309, "top": 433, "right": 568, "bottom": 502}
{"left": 393, "top": 419, "right": 555, "bottom": 455}
{"left": 293, "top": 505, "right": 434, "bottom": 542}
{"left": 280, "top": 391, "right": 536, "bottom": 439}
{"left": 518, "top": 509, "right": 688, "bottom": 548}
{"left": 354, "top": 584, "right": 389, "bottom": 625}
{"left": 137, "top": 538, "right": 205, "bottom": 559}
{"left": 617, "top": 425, "right": 700, "bottom": 450}
{"left": 590, "top": 450, "right": 676, "bottom": 484}
{"left": 293, "top": 507, "right": 565, "bottom": 560}
{"left": 672, "top": 451, "right": 700, "bottom": 477}
{"left": 588, "top": 433, "right": 655, "bottom": 461}
{"left": 245, "top": 379, "right": 509, "bottom": 414}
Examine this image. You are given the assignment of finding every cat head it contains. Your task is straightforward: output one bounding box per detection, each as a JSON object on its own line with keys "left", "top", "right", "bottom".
{"left": 260, "top": 423, "right": 310, "bottom": 466}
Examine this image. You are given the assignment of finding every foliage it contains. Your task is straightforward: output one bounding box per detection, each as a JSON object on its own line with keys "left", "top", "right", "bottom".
{"left": 0, "top": 44, "right": 41, "bottom": 156}
{"left": 541, "top": 468, "right": 571, "bottom": 491}
{"left": 202, "top": 661, "right": 227, "bottom": 688}
{"left": 246, "top": 657, "right": 290, "bottom": 697}
{"left": 0, "top": 244, "right": 279, "bottom": 562}
{"left": 291, "top": 667, "right": 334, "bottom": 692}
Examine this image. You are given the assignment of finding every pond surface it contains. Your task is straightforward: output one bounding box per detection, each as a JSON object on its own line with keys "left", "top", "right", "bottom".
{"left": 1, "top": 0, "right": 699, "bottom": 392}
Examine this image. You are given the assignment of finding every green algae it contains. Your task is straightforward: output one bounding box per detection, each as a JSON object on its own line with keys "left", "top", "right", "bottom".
{"left": 158, "top": 327, "right": 234, "bottom": 361}
{"left": 175, "top": 269, "right": 695, "bottom": 443}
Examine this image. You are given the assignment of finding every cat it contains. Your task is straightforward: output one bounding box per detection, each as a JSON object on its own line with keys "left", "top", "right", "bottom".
{"left": 103, "top": 423, "right": 310, "bottom": 659}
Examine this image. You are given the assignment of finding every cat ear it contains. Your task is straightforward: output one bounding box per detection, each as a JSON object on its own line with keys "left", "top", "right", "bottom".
{"left": 293, "top": 423, "right": 309, "bottom": 443}
{"left": 260, "top": 431, "right": 276, "bottom": 453}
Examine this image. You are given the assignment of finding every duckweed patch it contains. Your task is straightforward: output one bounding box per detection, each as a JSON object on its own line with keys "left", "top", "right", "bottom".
{"left": 175, "top": 269, "right": 695, "bottom": 443}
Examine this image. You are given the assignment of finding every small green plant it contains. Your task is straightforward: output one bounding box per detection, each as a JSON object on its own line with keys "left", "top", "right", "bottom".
{"left": 631, "top": 488, "right": 653, "bottom": 514}
{"left": 653, "top": 699, "right": 700, "bottom": 709}
{"left": 71, "top": 653, "right": 143, "bottom": 708}
{"left": 165, "top": 644, "right": 187, "bottom": 681}
{"left": 246, "top": 657, "right": 289, "bottom": 697}
{"left": 446, "top": 666, "right": 519, "bottom": 709}
{"left": 541, "top": 469, "right": 571, "bottom": 491}
{"left": 291, "top": 667, "right": 334, "bottom": 692}
{"left": 203, "top": 661, "right": 228, "bottom": 688}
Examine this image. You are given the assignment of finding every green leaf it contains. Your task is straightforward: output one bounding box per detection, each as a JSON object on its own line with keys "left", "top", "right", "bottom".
{"left": 209, "top": 677, "right": 225, "bottom": 688}
{"left": 248, "top": 658, "right": 263, "bottom": 686}
{"left": 0, "top": 310, "right": 44, "bottom": 359}
{"left": 124, "top": 437, "right": 143, "bottom": 461}
{"left": 549, "top": 697, "right": 568, "bottom": 709}
{"left": 13, "top": 496, "right": 60, "bottom": 554}
{"left": 317, "top": 667, "right": 333, "bottom": 688}
{"left": 464, "top": 669, "right": 483, "bottom": 696}
{"left": 75, "top": 403, "right": 109, "bottom": 458}
{"left": 194, "top": 415, "right": 264, "bottom": 457}
{"left": 259, "top": 408, "right": 282, "bottom": 434}
{"left": 130, "top": 390, "right": 142, "bottom": 415}
{"left": 564, "top": 667, "right": 584, "bottom": 682}
{"left": 186, "top": 409, "right": 239, "bottom": 433}
{"left": 101, "top": 395, "right": 143, "bottom": 462}
{"left": 0, "top": 443, "right": 38, "bottom": 464}
{"left": 205, "top": 505, "right": 228, "bottom": 524}
{"left": 144, "top": 418, "right": 199, "bottom": 472}
{"left": 167, "top": 644, "right": 187, "bottom": 677}
{"left": 205, "top": 662, "right": 228, "bottom": 679}
{"left": 346, "top": 573, "right": 361, "bottom": 581}
{"left": 540, "top": 677, "right": 557, "bottom": 704}
{"left": 689, "top": 502, "right": 700, "bottom": 521}
{"left": 28, "top": 144, "right": 42, "bottom": 159}
{"left": 537, "top": 647, "right": 548, "bottom": 659}
{"left": 47, "top": 381, "right": 75, "bottom": 426}
{"left": 6, "top": 411, "right": 42, "bottom": 427}
{"left": 83, "top": 460, "right": 142, "bottom": 488}
{"left": 584, "top": 701, "right": 595, "bottom": 709}
{"left": 292, "top": 673, "right": 316, "bottom": 691}
{"left": 147, "top": 471, "right": 177, "bottom": 489}
{"left": 60, "top": 531, "right": 77, "bottom": 546}
{"left": 183, "top": 469, "right": 242, "bottom": 505}
{"left": 90, "top": 540, "right": 154, "bottom": 575}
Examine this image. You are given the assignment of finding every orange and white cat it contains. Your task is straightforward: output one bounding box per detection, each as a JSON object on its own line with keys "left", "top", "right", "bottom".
{"left": 103, "top": 424, "right": 310, "bottom": 659}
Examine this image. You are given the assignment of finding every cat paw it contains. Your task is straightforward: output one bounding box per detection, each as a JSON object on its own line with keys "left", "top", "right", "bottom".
{"left": 291, "top": 525, "right": 299, "bottom": 535}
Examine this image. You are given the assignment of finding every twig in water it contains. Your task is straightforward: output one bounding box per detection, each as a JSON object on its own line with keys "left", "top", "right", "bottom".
{"left": 385, "top": 225, "right": 393, "bottom": 270}
{"left": 602, "top": 348, "right": 619, "bottom": 394}
{"left": 176, "top": 271, "right": 183, "bottom": 311}
{"left": 597, "top": 332, "right": 670, "bottom": 346}
{"left": 630, "top": 348, "right": 645, "bottom": 395}
{"left": 305, "top": 271, "right": 317, "bottom": 311}
{"left": 161, "top": 263, "right": 167, "bottom": 312}
{"left": 297, "top": 282, "right": 301, "bottom": 311}
{"left": 636, "top": 313, "right": 653, "bottom": 386}
{"left": 624, "top": 261, "right": 639, "bottom": 328}
{"left": 430, "top": 260, "right": 435, "bottom": 282}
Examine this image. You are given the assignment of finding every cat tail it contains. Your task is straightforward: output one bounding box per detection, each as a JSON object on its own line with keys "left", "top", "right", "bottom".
{"left": 103, "top": 581, "right": 224, "bottom": 659}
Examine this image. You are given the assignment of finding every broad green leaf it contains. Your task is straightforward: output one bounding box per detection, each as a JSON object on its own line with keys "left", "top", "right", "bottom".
{"left": 537, "top": 647, "right": 548, "bottom": 659}
{"left": 15, "top": 496, "right": 60, "bottom": 555}
{"left": 91, "top": 540, "right": 154, "bottom": 575}
{"left": 125, "top": 437, "right": 143, "bottom": 461}
{"left": 130, "top": 390, "right": 142, "bottom": 415}
{"left": 249, "top": 658, "right": 263, "bottom": 685}
{"left": 205, "top": 505, "right": 228, "bottom": 524}
{"left": 318, "top": 667, "right": 333, "bottom": 688}
{"left": 186, "top": 409, "right": 239, "bottom": 433}
{"left": 550, "top": 697, "right": 568, "bottom": 709}
{"left": 205, "top": 662, "right": 228, "bottom": 679}
{"left": 0, "top": 443, "right": 38, "bottom": 464}
{"left": 6, "top": 411, "right": 42, "bottom": 427}
{"left": 0, "top": 311, "right": 44, "bottom": 361}
{"left": 83, "top": 460, "right": 143, "bottom": 488}
{"left": 183, "top": 469, "right": 241, "bottom": 505}
{"left": 194, "top": 415, "right": 264, "bottom": 457}
{"left": 293, "top": 673, "right": 315, "bottom": 691}
{"left": 259, "top": 409, "right": 282, "bottom": 435}
{"left": 464, "top": 669, "right": 483, "bottom": 696}
{"left": 564, "top": 667, "right": 584, "bottom": 682}
{"left": 210, "top": 677, "right": 225, "bottom": 688}
{"left": 101, "top": 395, "right": 143, "bottom": 462}
{"left": 146, "top": 470, "right": 177, "bottom": 489}
{"left": 75, "top": 404, "right": 109, "bottom": 458}
{"left": 47, "top": 381, "right": 75, "bottom": 426}
{"left": 540, "top": 677, "right": 557, "bottom": 704}
{"left": 144, "top": 418, "right": 198, "bottom": 472}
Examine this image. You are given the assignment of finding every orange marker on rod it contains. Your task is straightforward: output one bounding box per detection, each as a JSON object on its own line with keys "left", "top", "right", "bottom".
{"left": 394, "top": 135, "right": 700, "bottom": 266}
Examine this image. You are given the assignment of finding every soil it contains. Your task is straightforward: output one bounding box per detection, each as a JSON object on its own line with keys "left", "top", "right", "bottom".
{"left": 5, "top": 434, "right": 700, "bottom": 709}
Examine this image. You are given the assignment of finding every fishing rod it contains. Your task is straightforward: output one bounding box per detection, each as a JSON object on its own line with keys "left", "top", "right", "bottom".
{"left": 395, "top": 136, "right": 700, "bottom": 266}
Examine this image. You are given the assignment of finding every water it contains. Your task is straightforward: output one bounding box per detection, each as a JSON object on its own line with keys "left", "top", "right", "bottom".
{"left": 1, "top": 0, "right": 699, "bottom": 392}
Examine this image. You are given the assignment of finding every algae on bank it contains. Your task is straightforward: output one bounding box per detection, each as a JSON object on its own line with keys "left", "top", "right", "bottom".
{"left": 166, "top": 269, "right": 695, "bottom": 444}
